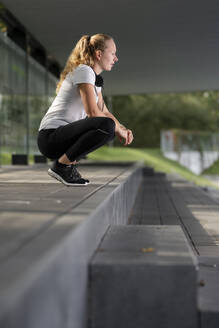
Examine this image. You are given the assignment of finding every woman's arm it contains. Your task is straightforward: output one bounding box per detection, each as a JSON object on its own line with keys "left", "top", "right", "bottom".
{"left": 79, "top": 84, "right": 133, "bottom": 145}
{"left": 79, "top": 83, "right": 107, "bottom": 117}
{"left": 97, "top": 91, "right": 134, "bottom": 145}
{"left": 97, "top": 91, "right": 123, "bottom": 132}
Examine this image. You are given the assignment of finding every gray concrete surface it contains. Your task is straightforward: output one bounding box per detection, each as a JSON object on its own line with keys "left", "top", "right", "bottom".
{"left": 89, "top": 225, "right": 198, "bottom": 328}
{"left": 0, "top": 162, "right": 143, "bottom": 328}
{"left": 1, "top": 164, "right": 219, "bottom": 328}
{"left": 129, "top": 171, "right": 219, "bottom": 257}
{"left": 198, "top": 256, "right": 219, "bottom": 328}
{"left": 4, "top": 0, "right": 219, "bottom": 95}
{"left": 129, "top": 171, "right": 219, "bottom": 327}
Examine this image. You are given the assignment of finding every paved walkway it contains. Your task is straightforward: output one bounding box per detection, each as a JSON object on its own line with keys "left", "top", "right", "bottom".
{"left": 129, "top": 171, "right": 219, "bottom": 257}
{"left": 1, "top": 163, "right": 219, "bottom": 328}
{"left": 1, "top": 164, "right": 219, "bottom": 259}
{"left": 0, "top": 162, "right": 142, "bottom": 328}
{"left": 0, "top": 163, "right": 132, "bottom": 264}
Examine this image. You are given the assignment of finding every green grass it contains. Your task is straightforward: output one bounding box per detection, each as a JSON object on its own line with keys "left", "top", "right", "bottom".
{"left": 0, "top": 153, "right": 34, "bottom": 165}
{"left": 202, "top": 159, "right": 219, "bottom": 175}
{"left": 88, "top": 146, "right": 219, "bottom": 189}
{"left": 0, "top": 152, "right": 11, "bottom": 165}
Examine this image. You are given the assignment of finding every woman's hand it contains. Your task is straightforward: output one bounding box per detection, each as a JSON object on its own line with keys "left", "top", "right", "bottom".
{"left": 127, "top": 129, "right": 134, "bottom": 145}
{"left": 116, "top": 126, "right": 134, "bottom": 146}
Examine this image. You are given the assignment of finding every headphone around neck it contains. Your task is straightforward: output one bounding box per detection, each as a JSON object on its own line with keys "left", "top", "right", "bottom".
{"left": 90, "top": 67, "right": 104, "bottom": 88}
{"left": 92, "top": 69, "right": 105, "bottom": 111}
{"left": 95, "top": 73, "right": 104, "bottom": 88}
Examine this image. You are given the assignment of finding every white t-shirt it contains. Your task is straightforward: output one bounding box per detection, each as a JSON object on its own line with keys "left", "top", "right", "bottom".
{"left": 39, "top": 64, "right": 101, "bottom": 130}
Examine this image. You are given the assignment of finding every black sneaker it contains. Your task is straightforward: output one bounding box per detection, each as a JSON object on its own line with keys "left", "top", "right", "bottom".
{"left": 48, "top": 161, "right": 89, "bottom": 186}
{"left": 71, "top": 164, "right": 90, "bottom": 184}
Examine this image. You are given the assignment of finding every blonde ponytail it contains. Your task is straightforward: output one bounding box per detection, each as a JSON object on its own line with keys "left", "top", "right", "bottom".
{"left": 56, "top": 33, "right": 112, "bottom": 94}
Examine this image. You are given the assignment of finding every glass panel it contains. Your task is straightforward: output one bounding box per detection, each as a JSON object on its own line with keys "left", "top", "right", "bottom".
{"left": 0, "top": 32, "right": 58, "bottom": 164}
{"left": 28, "top": 56, "right": 47, "bottom": 154}
{"left": 0, "top": 34, "right": 26, "bottom": 163}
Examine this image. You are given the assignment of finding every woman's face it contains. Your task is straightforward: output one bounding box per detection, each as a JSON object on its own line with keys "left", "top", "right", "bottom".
{"left": 97, "top": 39, "right": 118, "bottom": 71}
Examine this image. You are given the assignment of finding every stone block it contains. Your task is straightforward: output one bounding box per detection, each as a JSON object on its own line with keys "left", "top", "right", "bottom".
{"left": 12, "top": 154, "right": 28, "bottom": 165}
{"left": 198, "top": 256, "right": 219, "bottom": 328}
{"left": 89, "top": 225, "right": 198, "bottom": 328}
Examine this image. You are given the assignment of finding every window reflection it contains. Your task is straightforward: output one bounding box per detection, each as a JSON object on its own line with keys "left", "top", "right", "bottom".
{"left": 0, "top": 32, "right": 57, "bottom": 164}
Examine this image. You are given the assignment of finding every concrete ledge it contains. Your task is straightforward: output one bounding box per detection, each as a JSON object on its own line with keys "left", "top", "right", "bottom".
{"left": 11, "top": 154, "right": 28, "bottom": 165}
{"left": 198, "top": 256, "right": 219, "bottom": 328}
{"left": 89, "top": 225, "right": 198, "bottom": 328}
{"left": 0, "top": 163, "right": 143, "bottom": 328}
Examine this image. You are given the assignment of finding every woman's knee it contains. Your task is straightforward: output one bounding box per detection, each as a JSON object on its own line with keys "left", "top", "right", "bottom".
{"left": 98, "top": 117, "right": 115, "bottom": 138}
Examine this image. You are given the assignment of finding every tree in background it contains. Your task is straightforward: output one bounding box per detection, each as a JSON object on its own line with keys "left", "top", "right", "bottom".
{"left": 109, "top": 91, "right": 219, "bottom": 148}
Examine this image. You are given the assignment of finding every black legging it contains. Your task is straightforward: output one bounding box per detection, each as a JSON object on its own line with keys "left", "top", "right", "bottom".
{"left": 37, "top": 117, "right": 115, "bottom": 162}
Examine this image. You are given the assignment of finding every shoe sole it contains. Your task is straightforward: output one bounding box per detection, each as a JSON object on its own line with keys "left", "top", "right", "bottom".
{"left": 48, "top": 169, "right": 89, "bottom": 186}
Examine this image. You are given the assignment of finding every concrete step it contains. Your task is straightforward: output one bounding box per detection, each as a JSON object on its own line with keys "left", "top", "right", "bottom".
{"left": 0, "top": 163, "right": 143, "bottom": 328}
{"left": 127, "top": 171, "right": 219, "bottom": 328}
{"left": 198, "top": 256, "right": 219, "bottom": 328}
{"left": 89, "top": 225, "right": 198, "bottom": 328}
